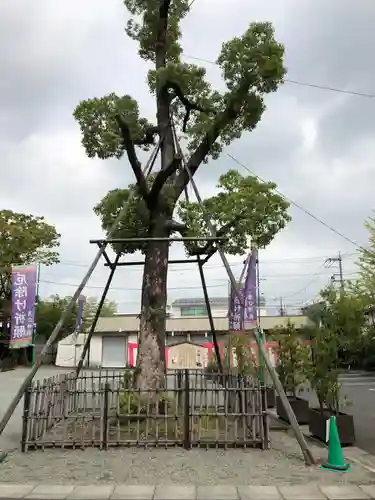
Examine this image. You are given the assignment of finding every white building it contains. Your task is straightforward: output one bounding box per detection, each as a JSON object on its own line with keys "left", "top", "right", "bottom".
{"left": 55, "top": 311, "right": 312, "bottom": 369}
{"left": 169, "top": 297, "right": 229, "bottom": 317}
{"left": 169, "top": 296, "right": 269, "bottom": 317}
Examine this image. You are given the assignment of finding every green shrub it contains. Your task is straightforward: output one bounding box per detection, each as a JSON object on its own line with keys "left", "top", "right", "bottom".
{"left": 274, "top": 321, "right": 311, "bottom": 398}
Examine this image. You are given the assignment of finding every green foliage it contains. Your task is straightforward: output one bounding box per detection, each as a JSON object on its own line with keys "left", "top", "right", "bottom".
{"left": 0, "top": 210, "right": 60, "bottom": 302}
{"left": 83, "top": 296, "right": 117, "bottom": 325}
{"left": 309, "top": 326, "right": 342, "bottom": 414}
{"left": 94, "top": 170, "right": 290, "bottom": 256}
{"left": 199, "top": 410, "right": 217, "bottom": 429}
{"left": 75, "top": 2, "right": 289, "bottom": 256}
{"left": 231, "top": 334, "right": 257, "bottom": 376}
{"left": 93, "top": 173, "right": 177, "bottom": 255}
{"left": 73, "top": 94, "right": 155, "bottom": 159}
{"left": 303, "top": 302, "right": 325, "bottom": 326}
{"left": 119, "top": 369, "right": 174, "bottom": 415}
{"left": 205, "top": 353, "right": 220, "bottom": 374}
{"left": 94, "top": 186, "right": 150, "bottom": 254}
{"left": 274, "top": 321, "right": 311, "bottom": 398}
{"left": 74, "top": 3, "right": 286, "bottom": 165}
{"left": 124, "top": 0, "right": 190, "bottom": 63}
{"left": 178, "top": 170, "right": 291, "bottom": 254}
{"left": 354, "top": 214, "right": 375, "bottom": 306}
{"left": 35, "top": 295, "right": 117, "bottom": 343}
{"left": 305, "top": 288, "right": 359, "bottom": 412}
{"left": 148, "top": 22, "right": 285, "bottom": 160}
{"left": 316, "top": 286, "right": 367, "bottom": 368}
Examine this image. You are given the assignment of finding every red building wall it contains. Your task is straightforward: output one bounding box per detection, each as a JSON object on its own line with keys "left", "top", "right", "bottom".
{"left": 127, "top": 340, "right": 284, "bottom": 367}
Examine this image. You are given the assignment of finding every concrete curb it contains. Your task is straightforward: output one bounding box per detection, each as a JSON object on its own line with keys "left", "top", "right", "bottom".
{"left": 268, "top": 408, "right": 366, "bottom": 447}
{"left": 0, "top": 484, "right": 375, "bottom": 500}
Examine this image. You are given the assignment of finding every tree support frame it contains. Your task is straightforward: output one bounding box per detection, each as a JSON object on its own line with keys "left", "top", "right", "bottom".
{"left": 75, "top": 236, "right": 227, "bottom": 377}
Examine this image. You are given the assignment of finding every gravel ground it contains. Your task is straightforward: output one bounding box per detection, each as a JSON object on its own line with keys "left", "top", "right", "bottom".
{"left": 0, "top": 430, "right": 374, "bottom": 485}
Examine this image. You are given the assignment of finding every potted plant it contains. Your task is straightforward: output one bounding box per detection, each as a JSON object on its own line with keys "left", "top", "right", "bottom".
{"left": 231, "top": 333, "right": 276, "bottom": 408}
{"left": 308, "top": 326, "right": 355, "bottom": 445}
{"left": 274, "top": 321, "right": 310, "bottom": 424}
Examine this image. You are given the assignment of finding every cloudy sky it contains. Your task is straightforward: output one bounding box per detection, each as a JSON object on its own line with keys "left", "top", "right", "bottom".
{"left": 1, "top": 0, "right": 373, "bottom": 314}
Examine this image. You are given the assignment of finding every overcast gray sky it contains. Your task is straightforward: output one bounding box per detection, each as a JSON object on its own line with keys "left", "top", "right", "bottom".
{"left": 1, "top": 0, "right": 373, "bottom": 314}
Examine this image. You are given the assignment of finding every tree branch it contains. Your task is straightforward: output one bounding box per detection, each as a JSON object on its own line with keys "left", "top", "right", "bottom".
{"left": 115, "top": 115, "right": 150, "bottom": 204}
{"left": 133, "top": 126, "right": 159, "bottom": 146}
{"left": 164, "top": 220, "right": 187, "bottom": 234}
{"left": 0, "top": 274, "right": 6, "bottom": 298}
{"left": 148, "top": 154, "right": 181, "bottom": 206}
{"left": 155, "top": 0, "right": 171, "bottom": 67}
{"left": 190, "top": 215, "right": 242, "bottom": 255}
{"left": 173, "top": 80, "right": 252, "bottom": 200}
{"left": 166, "top": 81, "right": 216, "bottom": 132}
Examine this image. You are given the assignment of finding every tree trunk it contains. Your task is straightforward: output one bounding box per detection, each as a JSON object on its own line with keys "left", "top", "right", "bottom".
{"left": 134, "top": 6, "right": 176, "bottom": 390}
{"left": 136, "top": 214, "right": 170, "bottom": 391}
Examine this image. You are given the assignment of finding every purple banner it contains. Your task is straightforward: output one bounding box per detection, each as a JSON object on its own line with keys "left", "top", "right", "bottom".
{"left": 228, "top": 285, "right": 244, "bottom": 331}
{"left": 10, "top": 265, "right": 37, "bottom": 349}
{"left": 75, "top": 295, "right": 86, "bottom": 331}
{"left": 243, "top": 250, "right": 258, "bottom": 327}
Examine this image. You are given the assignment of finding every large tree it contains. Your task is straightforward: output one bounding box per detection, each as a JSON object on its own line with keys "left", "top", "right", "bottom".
{"left": 0, "top": 210, "right": 60, "bottom": 319}
{"left": 73, "top": 0, "right": 288, "bottom": 389}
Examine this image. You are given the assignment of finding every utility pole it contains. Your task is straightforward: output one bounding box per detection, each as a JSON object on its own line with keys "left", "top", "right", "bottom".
{"left": 279, "top": 296, "right": 285, "bottom": 316}
{"left": 338, "top": 251, "right": 344, "bottom": 294}
{"left": 325, "top": 252, "right": 344, "bottom": 296}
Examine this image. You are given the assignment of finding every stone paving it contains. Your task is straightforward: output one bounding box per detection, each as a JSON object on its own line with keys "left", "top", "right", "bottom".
{"left": 0, "top": 483, "right": 375, "bottom": 500}
{"left": 1, "top": 369, "right": 375, "bottom": 498}
{"left": 0, "top": 431, "right": 374, "bottom": 486}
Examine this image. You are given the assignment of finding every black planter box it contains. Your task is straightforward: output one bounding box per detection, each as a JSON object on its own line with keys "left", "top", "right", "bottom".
{"left": 308, "top": 407, "right": 355, "bottom": 446}
{"left": 266, "top": 386, "right": 276, "bottom": 408}
{"left": 0, "top": 357, "right": 16, "bottom": 372}
{"left": 276, "top": 396, "right": 309, "bottom": 425}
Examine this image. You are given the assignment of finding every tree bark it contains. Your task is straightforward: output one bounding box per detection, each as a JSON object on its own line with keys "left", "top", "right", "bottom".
{"left": 136, "top": 213, "right": 170, "bottom": 391}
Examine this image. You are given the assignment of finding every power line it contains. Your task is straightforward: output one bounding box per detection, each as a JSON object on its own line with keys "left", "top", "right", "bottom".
{"left": 259, "top": 271, "right": 358, "bottom": 280}
{"left": 281, "top": 263, "right": 327, "bottom": 299}
{"left": 41, "top": 266, "right": 358, "bottom": 280}
{"left": 183, "top": 53, "right": 375, "bottom": 99}
{"left": 226, "top": 152, "right": 363, "bottom": 250}
{"left": 41, "top": 271, "right": 353, "bottom": 291}
{"left": 39, "top": 278, "right": 229, "bottom": 291}
{"left": 44, "top": 252, "right": 357, "bottom": 271}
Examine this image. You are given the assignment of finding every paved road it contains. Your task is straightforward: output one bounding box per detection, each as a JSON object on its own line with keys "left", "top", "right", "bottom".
{"left": 337, "top": 371, "right": 375, "bottom": 454}
{"left": 0, "top": 366, "right": 71, "bottom": 451}
{"left": 301, "top": 371, "right": 375, "bottom": 454}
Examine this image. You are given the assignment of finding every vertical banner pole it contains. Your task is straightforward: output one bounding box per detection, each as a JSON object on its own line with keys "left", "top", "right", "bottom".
{"left": 227, "top": 336, "right": 231, "bottom": 372}
{"left": 256, "top": 252, "right": 264, "bottom": 384}
{"left": 243, "top": 249, "right": 258, "bottom": 377}
{"left": 72, "top": 295, "right": 86, "bottom": 368}
{"left": 31, "top": 264, "right": 40, "bottom": 364}
{"left": 227, "top": 281, "right": 231, "bottom": 372}
{"left": 228, "top": 257, "right": 248, "bottom": 371}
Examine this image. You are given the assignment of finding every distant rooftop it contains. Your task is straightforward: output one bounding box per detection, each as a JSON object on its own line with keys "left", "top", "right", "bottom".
{"left": 172, "top": 295, "right": 267, "bottom": 307}
{"left": 172, "top": 297, "right": 228, "bottom": 307}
